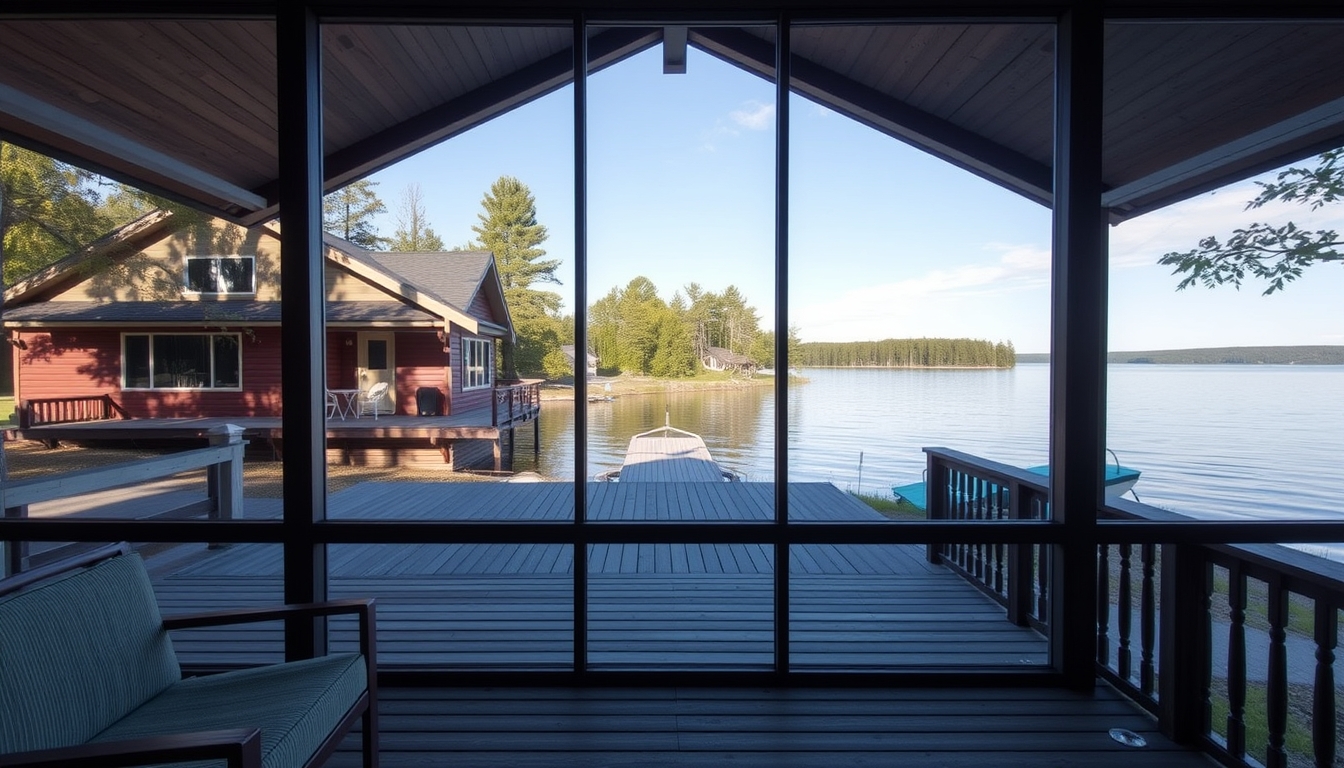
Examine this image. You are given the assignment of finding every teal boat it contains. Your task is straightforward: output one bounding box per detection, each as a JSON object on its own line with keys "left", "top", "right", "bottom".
{"left": 892, "top": 458, "right": 1140, "bottom": 511}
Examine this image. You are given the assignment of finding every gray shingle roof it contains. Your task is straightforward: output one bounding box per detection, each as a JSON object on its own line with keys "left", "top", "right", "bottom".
{"left": 363, "top": 251, "right": 493, "bottom": 311}
{"left": 3, "top": 301, "right": 436, "bottom": 325}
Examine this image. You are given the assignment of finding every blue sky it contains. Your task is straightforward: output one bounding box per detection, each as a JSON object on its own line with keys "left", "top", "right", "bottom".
{"left": 368, "top": 45, "right": 1344, "bottom": 354}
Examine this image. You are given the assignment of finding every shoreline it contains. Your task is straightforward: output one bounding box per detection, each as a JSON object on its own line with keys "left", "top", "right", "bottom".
{"left": 539, "top": 374, "right": 783, "bottom": 401}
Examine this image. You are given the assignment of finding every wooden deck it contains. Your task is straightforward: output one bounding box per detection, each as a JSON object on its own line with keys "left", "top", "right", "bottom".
{"left": 121, "top": 480, "right": 1052, "bottom": 670}
{"left": 12, "top": 405, "right": 538, "bottom": 469}
{"left": 321, "top": 685, "right": 1209, "bottom": 767}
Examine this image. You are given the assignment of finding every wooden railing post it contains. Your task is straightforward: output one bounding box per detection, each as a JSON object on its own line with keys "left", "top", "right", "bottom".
{"left": 1006, "top": 479, "right": 1034, "bottom": 626}
{"left": 1159, "top": 543, "right": 1211, "bottom": 743}
{"left": 206, "top": 425, "right": 246, "bottom": 542}
{"left": 925, "top": 452, "right": 947, "bottom": 564}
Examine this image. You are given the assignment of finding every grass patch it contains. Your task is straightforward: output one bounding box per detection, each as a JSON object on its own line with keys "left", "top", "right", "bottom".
{"left": 1209, "top": 681, "right": 1318, "bottom": 767}
{"left": 850, "top": 491, "right": 926, "bottom": 521}
{"left": 0, "top": 396, "right": 14, "bottom": 425}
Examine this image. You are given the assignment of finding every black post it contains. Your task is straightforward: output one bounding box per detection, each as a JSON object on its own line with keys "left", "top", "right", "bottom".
{"left": 1049, "top": 3, "right": 1106, "bottom": 690}
{"left": 572, "top": 14, "right": 589, "bottom": 674}
{"left": 277, "top": 3, "right": 328, "bottom": 661}
{"left": 773, "top": 12, "right": 792, "bottom": 674}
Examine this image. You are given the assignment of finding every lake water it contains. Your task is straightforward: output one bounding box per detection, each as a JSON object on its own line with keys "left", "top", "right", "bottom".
{"left": 512, "top": 364, "right": 1344, "bottom": 526}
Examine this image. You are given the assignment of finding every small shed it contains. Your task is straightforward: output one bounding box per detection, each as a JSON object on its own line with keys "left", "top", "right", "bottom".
{"left": 702, "top": 346, "right": 755, "bottom": 374}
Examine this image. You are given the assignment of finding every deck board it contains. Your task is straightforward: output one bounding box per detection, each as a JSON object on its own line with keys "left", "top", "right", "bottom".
{"left": 321, "top": 686, "right": 1210, "bottom": 768}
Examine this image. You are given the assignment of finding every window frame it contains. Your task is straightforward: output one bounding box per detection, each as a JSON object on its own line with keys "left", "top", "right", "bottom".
{"left": 462, "top": 337, "right": 493, "bottom": 391}
{"left": 183, "top": 255, "right": 256, "bottom": 295}
{"left": 121, "top": 331, "right": 244, "bottom": 391}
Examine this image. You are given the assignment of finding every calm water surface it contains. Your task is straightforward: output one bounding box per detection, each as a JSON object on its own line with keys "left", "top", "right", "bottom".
{"left": 513, "top": 364, "right": 1343, "bottom": 525}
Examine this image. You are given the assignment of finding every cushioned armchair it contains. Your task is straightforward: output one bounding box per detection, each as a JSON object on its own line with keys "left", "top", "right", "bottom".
{"left": 0, "top": 543, "right": 378, "bottom": 768}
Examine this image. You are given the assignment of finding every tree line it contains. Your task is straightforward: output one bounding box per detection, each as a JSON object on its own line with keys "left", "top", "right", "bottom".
{"left": 586, "top": 278, "right": 800, "bottom": 378}
{"left": 799, "top": 338, "right": 1015, "bottom": 368}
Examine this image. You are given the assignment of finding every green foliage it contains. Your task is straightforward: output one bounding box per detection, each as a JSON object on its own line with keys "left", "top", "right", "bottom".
{"left": 470, "top": 176, "right": 565, "bottom": 378}
{"left": 799, "top": 338, "right": 1015, "bottom": 368}
{"left": 387, "top": 183, "right": 445, "bottom": 252}
{"left": 471, "top": 176, "right": 560, "bottom": 294}
{"left": 1159, "top": 148, "right": 1343, "bottom": 294}
{"left": 542, "top": 349, "right": 573, "bottom": 379}
{"left": 323, "top": 179, "right": 388, "bottom": 249}
{"left": 588, "top": 276, "right": 775, "bottom": 378}
{"left": 1, "top": 143, "right": 144, "bottom": 284}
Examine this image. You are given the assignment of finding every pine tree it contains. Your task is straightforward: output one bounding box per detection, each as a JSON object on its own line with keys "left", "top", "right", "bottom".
{"left": 471, "top": 176, "right": 562, "bottom": 377}
{"left": 323, "top": 179, "right": 388, "bottom": 249}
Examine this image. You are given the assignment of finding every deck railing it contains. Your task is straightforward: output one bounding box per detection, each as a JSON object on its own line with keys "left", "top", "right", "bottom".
{"left": 17, "top": 394, "right": 130, "bottom": 429}
{"left": 492, "top": 379, "right": 541, "bottom": 429}
{"left": 924, "top": 448, "right": 1050, "bottom": 629}
{"left": 1, "top": 424, "right": 246, "bottom": 577}
{"left": 926, "top": 448, "right": 1344, "bottom": 768}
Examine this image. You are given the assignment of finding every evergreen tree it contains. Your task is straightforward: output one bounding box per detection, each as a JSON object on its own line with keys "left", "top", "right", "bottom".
{"left": 387, "top": 183, "right": 445, "bottom": 252}
{"left": 323, "top": 179, "right": 388, "bottom": 249}
{"left": 471, "top": 176, "right": 563, "bottom": 377}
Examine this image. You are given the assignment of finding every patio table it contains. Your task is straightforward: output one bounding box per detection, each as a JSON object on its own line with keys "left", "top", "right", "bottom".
{"left": 327, "top": 388, "right": 361, "bottom": 420}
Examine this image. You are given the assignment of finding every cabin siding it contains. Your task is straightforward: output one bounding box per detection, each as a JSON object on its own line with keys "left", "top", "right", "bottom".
{"left": 468, "top": 291, "right": 497, "bottom": 325}
{"left": 325, "top": 266, "right": 397, "bottom": 302}
{"left": 449, "top": 327, "right": 493, "bottom": 415}
{"left": 394, "top": 331, "right": 448, "bottom": 415}
{"left": 327, "top": 330, "right": 360, "bottom": 390}
{"left": 16, "top": 327, "right": 284, "bottom": 417}
{"left": 48, "top": 223, "right": 281, "bottom": 303}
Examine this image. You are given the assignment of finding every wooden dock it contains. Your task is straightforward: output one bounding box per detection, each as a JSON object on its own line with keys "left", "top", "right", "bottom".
{"left": 614, "top": 426, "right": 728, "bottom": 482}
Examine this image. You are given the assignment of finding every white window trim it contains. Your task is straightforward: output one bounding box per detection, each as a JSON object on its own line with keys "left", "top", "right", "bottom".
{"left": 183, "top": 255, "right": 256, "bottom": 295}
{"left": 122, "top": 332, "right": 244, "bottom": 391}
{"left": 462, "top": 337, "right": 493, "bottom": 391}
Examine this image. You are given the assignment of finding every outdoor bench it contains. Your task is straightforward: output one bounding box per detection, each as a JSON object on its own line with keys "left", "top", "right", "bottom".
{"left": 0, "top": 543, "right": 378, "bottom": 768}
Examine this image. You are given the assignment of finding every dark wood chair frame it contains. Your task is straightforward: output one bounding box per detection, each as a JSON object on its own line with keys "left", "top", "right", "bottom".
{"left": 0, "top": 543, "right": 379, "bottom": 768}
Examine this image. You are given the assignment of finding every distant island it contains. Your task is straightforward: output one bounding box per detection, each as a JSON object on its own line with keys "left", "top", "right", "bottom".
{"left": 799, "top": 338, "right": 1015, "bottom": 368}
{"left": 1016, "top": 345, "right": 1344, "bottom": 365}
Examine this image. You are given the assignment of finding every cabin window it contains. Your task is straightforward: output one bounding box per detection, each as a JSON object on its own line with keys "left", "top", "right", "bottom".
{"left": 463, "top": 337, "right": 492, "bottom": 390}
{"left": 123, "top": 333, "right": 242, "bottom": 390}
{"left": 184, "top": 255, "right": 255, "bottom": 294}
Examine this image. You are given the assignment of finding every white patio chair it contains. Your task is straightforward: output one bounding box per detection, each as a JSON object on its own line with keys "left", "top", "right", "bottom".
{"left": 325, "top": 390, "right": 340, "bottom": 420}
{"left": 357, "top": 381, "right": 391, "bottom": 419}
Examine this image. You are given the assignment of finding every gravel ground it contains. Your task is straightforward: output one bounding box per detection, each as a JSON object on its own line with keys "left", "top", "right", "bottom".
{"left": 2, "top": 440, "right": 496, "bottom": 498}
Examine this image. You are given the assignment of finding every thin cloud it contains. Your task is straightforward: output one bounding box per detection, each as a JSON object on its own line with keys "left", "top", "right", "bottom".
{"left": 794, "top": 243, "right": 1052, "bottom": 342}
{"left": 730, "top": 101, "right": 775, "bottom": 131}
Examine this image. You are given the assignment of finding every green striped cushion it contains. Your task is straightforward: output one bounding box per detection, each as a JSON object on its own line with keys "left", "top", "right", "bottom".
{"left": 92, "top": 652, "right": 367, "bottom": 768}
{"left": 0, "top": 553, "right": 181, "bottom": 754}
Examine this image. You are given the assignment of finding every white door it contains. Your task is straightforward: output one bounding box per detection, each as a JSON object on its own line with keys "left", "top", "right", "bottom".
{"left": 356, "top": 331, "right": 395, "bottom": 411}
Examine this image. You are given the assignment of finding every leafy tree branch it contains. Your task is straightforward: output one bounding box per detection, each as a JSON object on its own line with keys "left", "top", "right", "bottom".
{"left": 1159, "top": 148, "right": 1343, "bottom": 294}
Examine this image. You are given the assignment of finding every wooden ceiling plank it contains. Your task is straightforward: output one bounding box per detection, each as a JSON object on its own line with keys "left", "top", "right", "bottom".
{"left": 1103, "top": 94, "right": 1344, "bottom": 211}
{"left": 693, "top": 26, "right": 1052, "bottom": 206}
{"left": 154, "top": 21, "right": 279, "bottom": 151}
{"left": 16, "top": 20, "right": 274, "bottom": 184}
{"left": 0, "top": 81, "right": 266, "bottom": 212}
{"left": 0, "top": 25, "right": 268, "bottom": 189}
{"left": 872, "top": 24, "right": 950, "bottom": 103}
{"left": 929, "top": 26, "right": 1051, "bottom": 126}
{"left": 239, "top": 26, "right": 660, "bottom": 225}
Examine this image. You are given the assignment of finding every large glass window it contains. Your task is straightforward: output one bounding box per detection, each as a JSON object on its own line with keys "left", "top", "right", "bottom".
{"left": 123, "top": 333, "right": 242, "bottom": 389}
{"left": 184, "top": 255, "right": 255, "bottom": 294}
{"left": 463, "top": 337, "right": 493, "bottom": 390}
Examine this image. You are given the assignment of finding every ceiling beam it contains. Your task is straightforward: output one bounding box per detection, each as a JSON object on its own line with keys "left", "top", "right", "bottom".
{"left": 1103, "top": 94, "right": 1344, "bottom": 220}
{"left": 241, "top": 27, "right": 660, "bottom": 226}
{"left": 0, "top": 82, "right": 268, "bottom": 215}
{"left": 691, "top": 27, "right": 1054, "bottom": 208}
